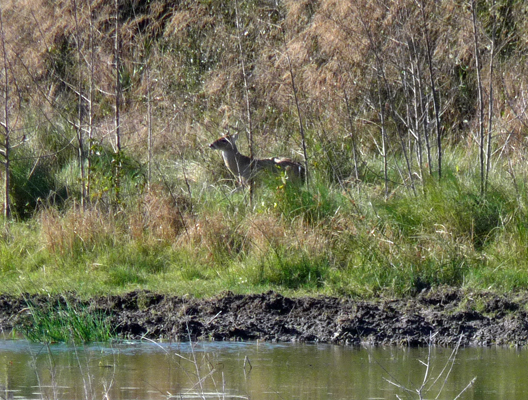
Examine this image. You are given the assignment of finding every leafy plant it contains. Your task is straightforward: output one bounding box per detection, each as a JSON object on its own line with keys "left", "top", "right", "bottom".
{"left": 10, "top": 156, "right": 63, "bottom": 219}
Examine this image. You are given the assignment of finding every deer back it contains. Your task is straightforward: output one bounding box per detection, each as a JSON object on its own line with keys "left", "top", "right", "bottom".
{"left": 209, "top": 133, "right": 305, "bottom": 184}
{"left": 273, "top": 157, "right": 306, "bottom": 181}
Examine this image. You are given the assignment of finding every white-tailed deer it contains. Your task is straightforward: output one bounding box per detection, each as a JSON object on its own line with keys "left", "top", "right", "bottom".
{"left": 209, "top": 133, "right": 305, "bottom": 186}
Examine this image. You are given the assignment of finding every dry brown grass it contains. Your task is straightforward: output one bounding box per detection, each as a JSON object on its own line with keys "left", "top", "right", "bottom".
{"left": 5, "top": 0, "right": 526, "bottom": 170}
{"left": 129, "top": 185, "right": 186, "bottom": 243}
{"left": 175, "top": 207, "right": 333, "bottom": 268}
{"left": 179, "top": 211, "right": 247, "bottom": 264}
{"left": 241, "top": 214, "right": 288, "bottom": 255}
{"left": 39, "top": 184, "right": 190, "bottom": 254}
{"left": 39, "top": 206, "right": 119, "bottom": 255}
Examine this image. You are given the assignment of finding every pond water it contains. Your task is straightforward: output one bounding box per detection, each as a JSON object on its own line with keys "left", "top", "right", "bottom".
{"left": 0, "top": 339, "right": 525, "bottom": 399}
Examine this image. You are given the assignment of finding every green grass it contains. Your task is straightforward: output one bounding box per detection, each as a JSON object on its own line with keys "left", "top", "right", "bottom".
{"left": 16, "top": 297, "right": 115, "bottom": 344}
{"left": 0, "top": 146, "right": 528, "bottom": 300}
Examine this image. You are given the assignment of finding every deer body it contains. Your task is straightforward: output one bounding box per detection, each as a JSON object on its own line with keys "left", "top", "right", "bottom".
{"left": 209, "top": 133, "right": 304, "bottom": 185}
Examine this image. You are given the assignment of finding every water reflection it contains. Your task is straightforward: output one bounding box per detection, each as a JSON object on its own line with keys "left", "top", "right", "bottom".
{"left": 0, "top": 340, "right": 525, "bottom": 399}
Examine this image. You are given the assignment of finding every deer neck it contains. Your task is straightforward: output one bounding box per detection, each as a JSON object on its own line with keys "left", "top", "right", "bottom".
{"left": 220, "top": 144, "right": 252, "bottom": 178}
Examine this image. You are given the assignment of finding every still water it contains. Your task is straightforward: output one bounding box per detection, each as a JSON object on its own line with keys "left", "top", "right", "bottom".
{"left": 0, "top": 339, "right": 525, "bottom": 399}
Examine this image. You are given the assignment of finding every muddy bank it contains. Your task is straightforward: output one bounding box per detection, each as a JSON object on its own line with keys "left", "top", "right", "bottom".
{"left": 2, "top": 289, "right": 528, "bottom": 346}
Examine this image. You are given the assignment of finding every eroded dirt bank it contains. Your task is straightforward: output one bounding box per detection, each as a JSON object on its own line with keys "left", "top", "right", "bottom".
{"left": 2, "top": 289, "right": 528, "bottom": 346}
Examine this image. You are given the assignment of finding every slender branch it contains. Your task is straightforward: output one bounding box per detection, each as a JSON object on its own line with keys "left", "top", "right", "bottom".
{"left": 485, "top": 0, "right": 497, "bottom": 193}
{"left": 281, "top": 27, "right": 309, "bottom": 185}
{"left": 147, "top": 64, "right": 153, "bottom": 190}
{"left": 234, "top": 0, "right": 255, "bottom": 203}
{"left": 114, "top": 0, "right": 121, "bottom": 154}
{"left": 342, "top": 86, "right": 360, "bottom": 184}
{"left": 420, "top": 0, "right": 442, "bottom": 180}
{"left": 357, "top": 15, "right": 389, "bottom": 198}
{"left": 113, "top": 0, "right": 122, "bottom": 205}
{"left": 0, "top": 6, "right": 10, "bottom": 219}
{"left": 409, "top": 36, "right": 429, "bottom": 182}
{"left": 471, "top": 0, "right": 485, "bottom": 195}
{"left": 87, "top": 0, "right": 95, "bottom": 202}
{"left": 72, "top": 0, "right": 87, "bottom": 210}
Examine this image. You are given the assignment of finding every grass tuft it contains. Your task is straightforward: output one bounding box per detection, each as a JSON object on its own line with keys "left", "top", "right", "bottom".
{"left": 17, "top": 297, "right": 115, "bottom": 344}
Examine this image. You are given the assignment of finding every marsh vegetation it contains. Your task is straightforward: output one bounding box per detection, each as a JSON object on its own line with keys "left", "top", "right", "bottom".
{"left": 0, "top": 0, "right": 527, "bottom": 298}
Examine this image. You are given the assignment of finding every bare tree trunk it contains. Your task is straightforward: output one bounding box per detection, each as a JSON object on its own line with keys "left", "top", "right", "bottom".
{"left": 288, "top": 58, "right": 309, "bottom": 185}
{"left": 471, "top": 0, "right": 485, "bottom": 195}
{"left": 420, "top": 0, "right": 442, "bottom": 180}
{"left": 398, "top": 54, "right": 417, "bottom": 196}
{"left": 72, "top": 0, "right": 86, "bottom": 211}
{"left": 343, "top": 88, "right": 360, "bottom": 184}
{"left": 358, "top": 16, "right": 389, "bottom": 198}
{"left": 416, "top": 53, "right": 433, "bottom": 177}
{"left": 485, "top": 0, "right": 496, "bottom": 193}
{"left": 87, "top": 0, "right": 94, "bottom": 202}
{"left": 281, "top": 27, "right": 309, "bottom": 185}
{"left": 234, "top": 0, "right": 255, "bottom": 202}
{"left": 114, "top": 0, "right": 121, "bottom": 204}
{"left": 0, "top": 7, "right": 10, "bottom": 219}
{"left": 147, "top": 64, "right": 153, "bottom": 191}
{"left": 376, "top": 79, "right": 389, "bottom": 199}
{"left": 409, "top": 37, "right": 426, "bottom": 182}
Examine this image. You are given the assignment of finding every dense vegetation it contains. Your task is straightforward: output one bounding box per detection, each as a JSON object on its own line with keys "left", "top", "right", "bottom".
{"left": 0, "top": 0, "right": 527, "bottom": 298}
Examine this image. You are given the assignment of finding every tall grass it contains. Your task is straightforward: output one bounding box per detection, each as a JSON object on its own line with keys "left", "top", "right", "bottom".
{"left": 1, "top": 144, "right": 528, "bottom": 299}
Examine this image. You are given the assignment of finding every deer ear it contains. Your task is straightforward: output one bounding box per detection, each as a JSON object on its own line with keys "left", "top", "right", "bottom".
{"left": 231, "top": 132, "right": 239, "bottom": 142}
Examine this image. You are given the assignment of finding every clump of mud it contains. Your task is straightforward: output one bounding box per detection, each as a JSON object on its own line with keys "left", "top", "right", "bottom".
{"left": 2, "top": 289, "right": 528, "bottom": 346}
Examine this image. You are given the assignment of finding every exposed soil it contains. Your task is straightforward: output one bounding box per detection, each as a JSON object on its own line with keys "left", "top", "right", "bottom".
{"left": 2, "top": 289, "right": 528, "bottom": 346}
